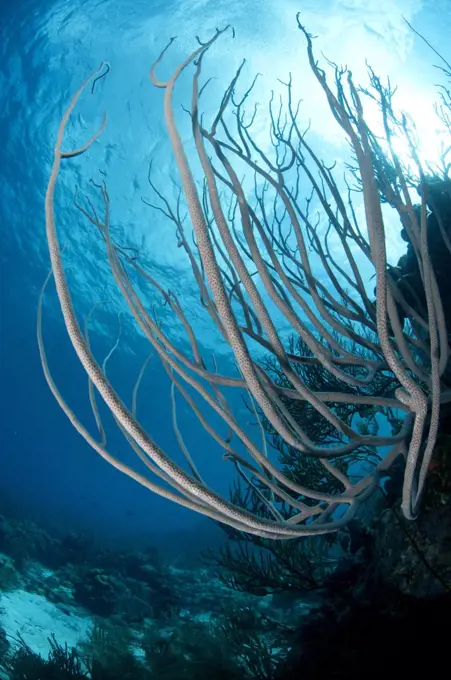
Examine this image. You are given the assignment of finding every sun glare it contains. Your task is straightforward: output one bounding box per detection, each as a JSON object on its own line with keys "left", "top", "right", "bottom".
{"left": 363, "top": 82, "right": 448, "bottom": 174}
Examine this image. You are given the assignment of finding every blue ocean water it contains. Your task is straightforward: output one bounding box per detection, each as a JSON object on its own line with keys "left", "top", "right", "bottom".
{"left": 0, "top": 0, "right": 451, "bottom": 675}
{"left": 0, "top": 0, "right": 449, "bottom": 540}
{"left": 0, "top": 0, "right": 450, "bottom": 550}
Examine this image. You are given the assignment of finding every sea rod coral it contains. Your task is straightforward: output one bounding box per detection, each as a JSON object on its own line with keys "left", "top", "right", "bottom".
{"left": 39, "top": 18, "right": 451, "bottom": 538}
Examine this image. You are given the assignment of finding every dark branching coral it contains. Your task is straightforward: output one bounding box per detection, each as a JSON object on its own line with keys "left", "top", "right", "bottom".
{"left": 79, "top": 622, "right": 149, "bottom": 680}
{"left": 204, "top": 525, "right": 337, "bottom": 596}
{"left": 1, "top": 634, "right": 87, "bottom": 680}
{"left": 141, "top": 618, "right": 244, "bottom": 680}
{"left": 205, "top": 454, "right": 372, "bottom": 598}
{"left": 0, "top": 622, "right": 9, "bottom": 662}
{"left": 256, "top": 335, "right": 396, "bottom": 500}
{"left": 218, "top": 605, "right": 293, "bottom": 680}
{"left": 1, "top": 628, "right": 148, "bottom": 680}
